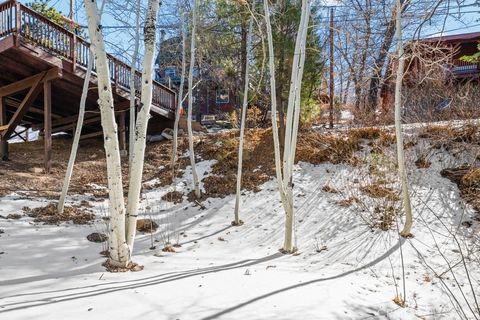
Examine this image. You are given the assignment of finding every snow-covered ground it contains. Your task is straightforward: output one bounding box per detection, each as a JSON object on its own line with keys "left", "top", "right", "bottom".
{"left": 0, "top": 158, "right": 479, "bottom": 319}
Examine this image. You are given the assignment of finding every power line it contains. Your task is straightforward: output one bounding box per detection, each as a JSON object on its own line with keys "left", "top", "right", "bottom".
{"left": 80, "top": 9, "right": 479, "bottom": 31}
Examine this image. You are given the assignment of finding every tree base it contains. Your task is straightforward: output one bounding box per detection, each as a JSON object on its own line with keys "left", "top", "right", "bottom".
{"left": 400, "top": 231, "right": 414, "bottom": 238}
{"left": 231, "top": 219, "right": 244, "bottom": 226}
{"left": 279, "top": 246, "right": 298, "bottom": 255}
{"left": 103, "top": 259, "right": 144, "bottom": 272}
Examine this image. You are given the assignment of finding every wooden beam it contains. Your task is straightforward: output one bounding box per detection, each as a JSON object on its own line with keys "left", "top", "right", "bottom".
{"left": 80, "top": 131, "right": 103, "bottom": 140}
{"left": 1, "top": 72, "right": 46, "bottom": 139}
{"left": 119, "top": 111, "right": 126, "bottom": 156}
{"left": 51, "top": 116, "right": 101, "bottom": 134}
{"left": 4, "top": 97, "right": 63, "bottom": 120}
{"left": 32, "top": 113, "right": 98, "bottom": 131}
{"left": 0, "top": 97, "right": 8, "bottom": 160}
{"left": 44, "top": 81, "right": 52, "bottom": 174}
{"left": 115, "top": 100, "right": 131, "bottom": 111}
{"left": 0, "top": 68, "right": 61, "bottom": 97}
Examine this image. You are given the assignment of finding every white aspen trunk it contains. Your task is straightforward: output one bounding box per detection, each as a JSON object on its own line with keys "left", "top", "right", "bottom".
{"left": 171, "top": 4, "right": 187, "bottom": 170}
{"left": 264, "top": 0, "right": 287, "bottom": 209}
{"left": 264, "top": 0, "right": 310, "bottom": 253}
{"left": 233, "top": 13, "right": 254, "bottom": 225}
{"left": 394, "top": 0, "right": 413, "bottom": 237}
{"left": 264, "top": 0, "right": 299, "bottom": 253}
{"left": 187, "top": 0, "right": 201, "bottom": 199}
{"left": 282, "top": 7, "right": 305, "bottom": 184}
{"left": 84, "top": 0, "right": 130, "bottom": 267}
{"left": 57, "top": 50, "right": 94, "bottom": 214}
{"left": 286, "top": 4, "right": 309, "bottom": 173}
{"left": 125, "top": 0, "right": 161, "bottom": 250}
{"left": 282, "top": 0, "right": 310, "bottom": 253}
{"left": 129, "top": 0, "right": 142, "bottom": 165}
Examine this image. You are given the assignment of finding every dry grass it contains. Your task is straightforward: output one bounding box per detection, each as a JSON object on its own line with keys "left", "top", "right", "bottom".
{"left": 23, "top": 203, "right": 94, "bottom": 224}
{"left": 415, "top": 156, "right": 431, "bottom": 169}
{"left": 296, "top": 132, "right": 360, "bottom": 166}
{"left": 322, "top": 185, "right": 339, "bottom": 193}
{"left": 349, "top": 127, "right": 383, "bottom": 140}
{"left": 441, "top": 166, "right": 480, "bottom": 213}
{"left": 360, "top": 184, "right": 399, "bottom": 201}
{"left": 161, "top": 191, "right": 184, "bottom": 204}
{"left": 102, "top": 260, "right": 144, "bottom": 272}
{"left": 0, "top": 136, "right": 191, "bottom": 198}
{"left": 162, "top": 244, "right": 176, "bottom": 252}
{"left": 420, "top": 124, "right": 479, "bottom": 144}
{"left": 463, "top": 168, "right": 480, "bottom": 187}
{"left": 336, "top": 197, "right": 359, "bottom": 207}
{"left": 374, "top": 205, "right": 400, "bottom": 231}
{"left": 136, "top": 219, "right": 159, "bottom": 233}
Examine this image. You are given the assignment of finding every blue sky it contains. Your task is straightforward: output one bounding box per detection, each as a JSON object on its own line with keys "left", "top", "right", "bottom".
{"left": 19, "top": 0, "right": 480, "bottom": 59}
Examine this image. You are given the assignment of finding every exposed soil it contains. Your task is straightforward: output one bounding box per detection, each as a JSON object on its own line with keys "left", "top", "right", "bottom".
{"left": 102, "top": 260, "right": 144, "bottom": 272}
{"left": 441, "top": 166, "right": 480, "bottom": 214}
{"left": 161, "top": 191, "right": 184, "bottom": 204}
{"left": 360, "top": 184, "right": 400, "bottom": 201}
{"left": 0, "top": 135, "right": 190, "bottom": 198}
{"left": 4, "top": 125, "right": 477, "bottom": 208}
{"left": 87, "top": 232, "right": 108, "bottom": 243}
{"left": 0, "top": 128, "right": 396, "bottom": 201}
{"left": 136, "top": 218, "right": 159, "bottom": 233}
{"left": 23, "top": 203, "right": 95, "bottom": 224}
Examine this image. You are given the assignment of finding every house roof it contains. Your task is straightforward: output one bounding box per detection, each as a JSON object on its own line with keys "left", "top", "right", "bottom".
{"left": 423, "top": 31, "right": 480, "bottom": 43}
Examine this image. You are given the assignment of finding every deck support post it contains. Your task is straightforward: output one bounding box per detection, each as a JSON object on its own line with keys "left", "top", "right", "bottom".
{"left": 119, "top": 110, "right": 127, "bottom": 157}
{"left": 0, "top": 96, "right": 8, "bottom": 161}
{"left": 44, "top": 81, "right": 52, "bottom": 173}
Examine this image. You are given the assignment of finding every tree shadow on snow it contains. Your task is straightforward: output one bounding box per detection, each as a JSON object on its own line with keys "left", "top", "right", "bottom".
{"left": 0, "top": 252, "right": 283, "bottom": 313}
{"left": 199, "top": 238, "right": 404, "bottom": 320}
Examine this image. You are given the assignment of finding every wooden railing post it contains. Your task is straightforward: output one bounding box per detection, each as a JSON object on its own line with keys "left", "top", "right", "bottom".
{"left": 0, "top": 96, "right": 8, "bottom": 161}
{"left": 118, "top": 111, "right": 127, "bottom": 156}
{"left": 44, "top": 80, "right": 52, "bottom": 174}
{"left": 14, "top": 0, "right": 20, "bottom": 46}
{"left": 114, "top": 61, "right": 118, "bottom": 85}
{"left": 71, "top": 33, "right": 77, "bottom": 72}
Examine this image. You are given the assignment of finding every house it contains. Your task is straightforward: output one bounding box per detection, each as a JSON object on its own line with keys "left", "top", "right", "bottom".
{"left": 155, "top": 37, "right": 240, "bottom": 121}
{"left": 380, "top": 31, "right": 480, "bottom": 115}
{"left": 410, "top": 31, "right": 480, "bottom": 79}
{"left": 0, "top": 1, "right": 176, "bottom": 170}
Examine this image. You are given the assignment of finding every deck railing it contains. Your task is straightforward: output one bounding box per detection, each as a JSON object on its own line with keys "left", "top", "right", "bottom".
{"left": 0, "top": 0, "right": 176, "bottom": 115}
{"left": 452, "top": 59, "right": 480, "bottom": 74}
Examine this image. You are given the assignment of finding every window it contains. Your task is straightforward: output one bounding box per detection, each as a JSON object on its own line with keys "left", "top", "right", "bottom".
{"left": 164, "top": 66, "right": 176, "bottom": 78}
{"left": 216, "top": 89, "right": 229, "bottom": 104}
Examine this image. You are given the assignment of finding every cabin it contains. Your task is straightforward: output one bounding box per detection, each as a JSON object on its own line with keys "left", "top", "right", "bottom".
{"left": 155, "top": 37, "right": 239, "bottom": 121}
{"left": 380, "top": 31, "right": 480, "bottom": 113}
{"left": 0, "top": 0, "right": 177, "bottom": 172}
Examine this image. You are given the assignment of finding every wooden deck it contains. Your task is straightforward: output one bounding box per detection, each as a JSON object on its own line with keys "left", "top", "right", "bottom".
{"left": 452, "top": 59, "right": 480, "bottom": 78}
{"left": 0, "top": 0, "right": 177, "bottom": 171}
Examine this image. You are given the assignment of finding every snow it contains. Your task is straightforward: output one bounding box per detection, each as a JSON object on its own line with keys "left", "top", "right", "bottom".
{"left": 0, "top": 157, "right": 479, "bottom": 319}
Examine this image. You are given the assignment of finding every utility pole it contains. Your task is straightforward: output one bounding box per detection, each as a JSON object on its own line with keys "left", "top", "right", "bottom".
{"left": 69, "top": 0, "right": 75, "bottom": 20}
{"left": 329, "top": 7, "right": 335, "bottom": 129}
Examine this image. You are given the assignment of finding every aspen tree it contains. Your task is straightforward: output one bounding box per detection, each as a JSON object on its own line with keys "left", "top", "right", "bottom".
{"left": 57, "top": 50, "right": 93, "bottom": 213}
{"left": 187, "top": 0, "right": 201, "bottom": 199}
{"left": 171, "top": 3, "right": 187, "bottom": 171}
{"left": 394, "top": 0, "right": 413, "bottom": 237}
{"left": 126, "top": 0, "right": 161, "bottom": 250}
{"left": 84, "top": 0, "right": 130, "bottom": 266}
{"left": 233, "top": 3, "right": 254, "bottom": 226}
{"left": 84, "top": 0, "right": 161, "bottom": 266}
{"left": 264, "top": 0, "right": 310, "bottom": 253}
{"left": 129, "top": 0, "right": 142, "bottom": 165}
